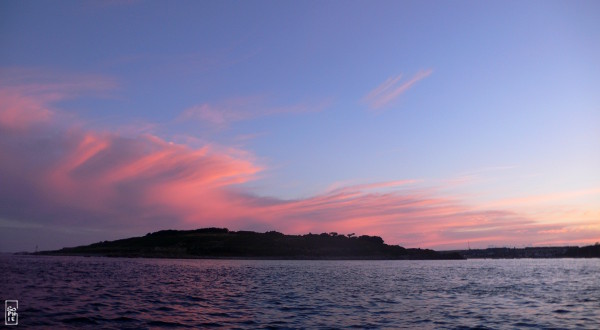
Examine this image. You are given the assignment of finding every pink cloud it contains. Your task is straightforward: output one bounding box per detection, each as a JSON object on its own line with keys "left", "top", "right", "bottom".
{"left": 181, "top": 103, "right": 247, "bottom": 126}
{"left": 363, "top": 69, "right": 433, "bottom": 110}
{"left": 0, "top": 67, "right": 116, "bottom": 98}
{"left": 0, "top": 121, "right": 260, "bottom": 229}
{"left": 0, "top": 90, "right": 52, "bottom": 130}
{"left": 0, "top": 67, "right": 116, "bottom": 130}
{"left": 179, "top": 96, "right": 329, "bottom": 127}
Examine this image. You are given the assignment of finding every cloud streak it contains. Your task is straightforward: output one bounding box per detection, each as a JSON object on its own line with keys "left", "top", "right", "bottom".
{"left": 0, "top": 90, "right": 52, "bottom": 130}
{"left": 179, "top": 96, "right": 330, "bottom": 128}
{"left": 363, "top": 69, "right": 433, "bottom": 110}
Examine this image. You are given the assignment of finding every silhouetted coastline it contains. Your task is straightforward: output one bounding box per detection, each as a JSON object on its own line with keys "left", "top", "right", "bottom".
{"left": 450, "top": 244, "right": 600, "bottom": 259}
{"left": 36, "top": 228, "right": 463, "bottom": 260}
{"left": 34, "top": 228, "right": 599, "bottom": 260}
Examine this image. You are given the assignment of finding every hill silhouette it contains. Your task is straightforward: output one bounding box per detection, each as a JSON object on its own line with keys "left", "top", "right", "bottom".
{"left": 451, "top": 243, "right": 600, "bottom": 259}
{"left": 38, "top": 228, "right": 463, "bottom": 260}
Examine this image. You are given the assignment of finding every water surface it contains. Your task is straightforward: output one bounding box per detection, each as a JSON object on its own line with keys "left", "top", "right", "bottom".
{"left": 1, "top": 255, "right": 599, "bottom": 328}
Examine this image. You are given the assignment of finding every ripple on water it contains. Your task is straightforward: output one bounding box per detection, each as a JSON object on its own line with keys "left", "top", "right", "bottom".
{"left": 1, "top": 256, "right": 600, "bottom": 328}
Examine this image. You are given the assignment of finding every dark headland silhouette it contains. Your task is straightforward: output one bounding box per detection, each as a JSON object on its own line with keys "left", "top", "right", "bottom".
{"left": 452, "top": 244, "right": 600, "bottom": 259}
{"left": 36, "top": 228, "right": 599, "bottom": 260}
{"left": 37, "top": 228, "right": 463, "bottom": 260}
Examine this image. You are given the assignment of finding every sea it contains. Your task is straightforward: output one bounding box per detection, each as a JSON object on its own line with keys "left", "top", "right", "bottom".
{"left": 1, "top": 254, "right": 599, "bottom": 329}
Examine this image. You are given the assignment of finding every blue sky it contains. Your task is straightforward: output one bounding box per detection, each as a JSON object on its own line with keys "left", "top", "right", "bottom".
{"left": 1, "top": 0, "right": 599, "bottom": 251}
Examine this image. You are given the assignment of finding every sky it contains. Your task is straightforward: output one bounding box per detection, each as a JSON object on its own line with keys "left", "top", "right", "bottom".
{"left": 1, "top": 0, "right": 599, "bottom": 252}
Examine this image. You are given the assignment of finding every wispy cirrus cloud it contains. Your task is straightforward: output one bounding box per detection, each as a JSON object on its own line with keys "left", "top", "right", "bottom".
{"left": 179, "top": 96, "right": 330, "bottom": 127}
{"left": 0, "top": 90, "right": 52, "bottom": 130}
{"left": 363, "top": 69, "right": 433, "bottom": 110}
{"left": 0, "top": 67, "right": 116, "bottom": 99}
{"left": 0, "top": 67, "right": 116, "bottom": 130}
